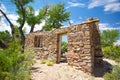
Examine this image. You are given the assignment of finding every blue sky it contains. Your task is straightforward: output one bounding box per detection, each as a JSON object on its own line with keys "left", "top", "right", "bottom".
{"left": 0, "top": 0, "right": 120, "bottom": 42}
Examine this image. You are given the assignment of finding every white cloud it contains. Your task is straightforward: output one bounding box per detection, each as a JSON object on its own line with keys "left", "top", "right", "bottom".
{"left": 104, "top": 3, "right": 120, "bottom": 12}
{"left": 88, "top": 0, "right": 105, "bottom": 9}
{"left": 0, "top": 13, "right": 19, "bottom": 33}
{"left": 0, "top": 3, "right": 18, "bottom": 32}
{"left": 0, "top": 19, "right": 11, "bottom": 32}
{"left": 34, "top": 20, "right": 45, "bottom": 31}
{"left": 7, "top": 14, "right": 19, "bottom": 25}
{"left": 69, "top": 20, "right": 74, "bottom": 24}
{"left": 99, "top": 23, "right": 120, "bottom": 31}
{"left": 23, "top": 23, "right": 30, "bottom": 34}
{"left": 20, "top": 20, "right": 45, "bottom": 34}
{"left": 99, "top": 23, "right": 109, "bottom": 30}
{"left": 114, "top": 40, "right": 120, "bottom": 46}
{"left": 0, "top": 4, "right": 44, "bottom": 34}
{"left": 88, "top": 0, "right": 120, "bottom": 12}
{"left": 88, "top": 0, "right": 117, "bottom": 8}
{"left": 66, "top": 1, "right": 85, "bottom": 9}
{"left": 7, "top": 14, "right": 18, "bottom": 21}
{"left": 0, "top": 14, "right": 45, "bottom": 34}
{"left": 0, "top": 3, "right": 11, "bottom": 32}
{"left": 19, "top": 21, "right": 45, "bottom": 34}
{"left": 35, "top": 10, "right": 39, "bottom": 16}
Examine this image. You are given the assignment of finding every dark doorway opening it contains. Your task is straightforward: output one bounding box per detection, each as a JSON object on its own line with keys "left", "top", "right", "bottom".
{"left": 56, "top": 34, "right": 68, "bottom": 63}
{"left": 60, "top": 35, "right": 68, "bottom": 63}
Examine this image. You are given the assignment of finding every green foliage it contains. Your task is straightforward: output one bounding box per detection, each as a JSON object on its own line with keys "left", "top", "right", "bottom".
{"left": 12, "top": 0, "right": 34, "bottom": 7}
{"left": 12, "top": 0, "right": 34, "bottom": 24}
{"left": 14, "top": 0, "right": 34, "bottom": 25}
{"left": 16, "top": 1, "right": 46, "bottom": 33}
{"left": 14, "top": 26, "right": 19, "bottom": 35}
{"left": 43, "top": 3, "right": 70, "bottom": 31}
{"left": 14, "top": 25, "right": 26, "bottom": 35}
{"left": 0, "top": 30, "right": 10, "bottom": 41}
{"left": 102, "top": 45, "right": 120, "bottom": 61}
{"left": 61, "top": 41, "right": 68, "bottom": 54}
{"left": 26, "top": 6, "right": 39, "bottom": 25}
{"left": 101, "top": 30, "right": 120, "bottom": 60}
{"left": 26, "top": 6, "right": 46, "bottom": 26}
{"left": 101, "top": 30, "right": 119, "bottom": 47}
{"left": 104, "top": 65, "right": 120, "bottom": 80}
{"left": 0, "top": 39, "right": 34, "bottom": 80}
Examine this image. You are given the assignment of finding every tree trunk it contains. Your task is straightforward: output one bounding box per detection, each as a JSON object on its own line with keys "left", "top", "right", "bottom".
{"left": 0, "top": 39, "right": 8, "bottom": 48}
{"left": 19, "top": 27, "right": 25, "bottom": 52}
{"left": 0, "top": 9, "right": 16, "bottom": 40}
{"left": 17, "top": 0, "right": 26, "bottom": 52}
{"left": 30, "top": 24, "right": 35, "bottom": 33}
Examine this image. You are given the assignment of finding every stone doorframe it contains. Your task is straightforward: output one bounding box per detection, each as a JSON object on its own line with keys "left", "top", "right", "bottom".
{"left": 56, "top": 33, "right": 67, "bottom": 63}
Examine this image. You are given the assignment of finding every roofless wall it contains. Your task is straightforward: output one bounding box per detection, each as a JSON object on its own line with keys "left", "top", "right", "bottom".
{"left": 25, "top": 18, "right": 103, "bottom": 74}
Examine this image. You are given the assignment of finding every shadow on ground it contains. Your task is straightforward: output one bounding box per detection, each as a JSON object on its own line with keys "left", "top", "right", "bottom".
{"left": 93, "top": 61, "right": 113, "bottom": 77}
{"left": 60, "top": 57, "right": 113, "bottom": 78}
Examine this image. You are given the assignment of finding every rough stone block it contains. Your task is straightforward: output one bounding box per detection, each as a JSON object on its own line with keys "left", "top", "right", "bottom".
{"left": 84, "top": 41, "right": 90, "bottom": 45}
{"left": 84, "top": 45, "right": 91, "bottom": 48}
{"left": 85, "top": 31, "right": 90, "bottom": 36}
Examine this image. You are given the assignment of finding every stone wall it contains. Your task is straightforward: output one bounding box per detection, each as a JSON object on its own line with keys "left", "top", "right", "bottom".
{"left": 25, "top": 18, "right": 103, "bottom": 74}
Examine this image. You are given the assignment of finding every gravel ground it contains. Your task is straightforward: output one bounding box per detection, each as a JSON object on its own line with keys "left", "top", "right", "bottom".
{"left": 30, "top": 59, "right": 118, "bottom": 80}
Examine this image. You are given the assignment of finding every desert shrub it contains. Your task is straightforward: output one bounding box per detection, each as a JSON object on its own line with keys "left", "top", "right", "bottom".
{"left": 102, "top": 45, "right": 120, "bottom": 61}
{"left": 46, "top": 60, "right": 54, "bottom": 66}
{"left": 41, "top": 59, "right": 54, "bottom": 66}
{"left": 100, "top": 30, "right": 119, "bottom": 48}
{"left": 0, "top": 30, "right": 10, "bottom": 42}
{"left": 0, "top": 40, "right": 34, "bottom": 80}
{"left": 100, "top": 30, "right": 120, "bottom": 61}
{"left": 41, "top": 59, "right": 47, "bottom": 64}
{"left": 104, "top": 65, "right": 120, "bottom": 80}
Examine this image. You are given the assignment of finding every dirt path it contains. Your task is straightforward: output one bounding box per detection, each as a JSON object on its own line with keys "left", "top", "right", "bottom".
{"left": 30, "top": 59, "right": 118, "bottom": 80}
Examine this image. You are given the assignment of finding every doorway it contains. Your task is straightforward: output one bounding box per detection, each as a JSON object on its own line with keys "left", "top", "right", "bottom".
{"left": 57, "top": 34, "right": 68, "bottom": 63}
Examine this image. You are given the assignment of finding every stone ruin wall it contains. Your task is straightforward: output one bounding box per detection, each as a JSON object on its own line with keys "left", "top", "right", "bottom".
{"left": 25, "top": 18, "right": 103, "bottom": 74}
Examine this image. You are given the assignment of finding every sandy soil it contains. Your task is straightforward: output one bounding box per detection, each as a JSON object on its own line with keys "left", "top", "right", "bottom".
{"left": 30, "top": 59, "right": 118, "bottom": 80}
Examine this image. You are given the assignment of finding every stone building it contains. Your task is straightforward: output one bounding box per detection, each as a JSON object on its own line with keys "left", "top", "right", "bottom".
{"left": 25, "top": 18, "right": 103, "bottom": 74}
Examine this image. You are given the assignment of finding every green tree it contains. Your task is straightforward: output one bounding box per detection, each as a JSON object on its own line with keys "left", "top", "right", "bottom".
{"left": 0, "top": 5, "right": 16, "bottom": 40}
{"left": 101, "top": 30, "right": 119, "bottom": 47}
{"left": 13, "top": 0, "right": 34, "bottom": 45}
{"left": 104, "top": 65, "right": 120, "bottom": 80}
{"left": 0, "top": 0, "right": 34, "bottom": 44}
{"left": 101, "top": 30, "right": 120, "bottom": 60}
{"left": 61, "top": 41, "right": 68, "bottom": 54}
{"left": 0, "top": 30, "right": 10, "bottom": 42}
{"left": 23, "top": 6, "right": 47, "bottom": 33}
{"left": 102, "top": 45, "right": 120, "bottom": 60}
{"left": 0, "top": 39, "right": 34, "bottom": 80}
{"left": 42, "top": 4, "right": 70, "bottom": 31}
{"left": 0, "top": 31, "right": 10, "bottom": 48}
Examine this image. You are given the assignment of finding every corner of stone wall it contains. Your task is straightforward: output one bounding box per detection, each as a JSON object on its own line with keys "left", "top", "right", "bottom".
{"left": 86, "top": 18, "right": 103, "bottom": 69}
{"left": 66, "top": 22, "right": 94, "bottom": 74}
